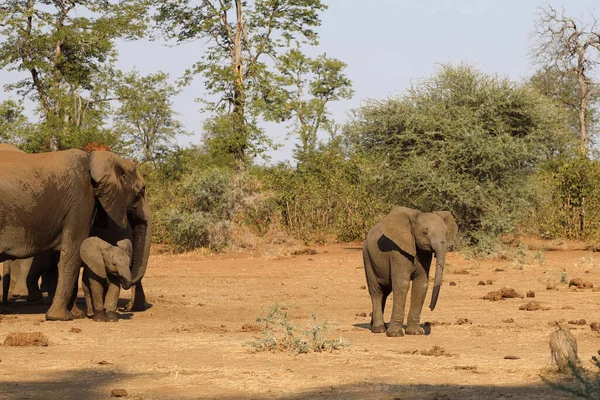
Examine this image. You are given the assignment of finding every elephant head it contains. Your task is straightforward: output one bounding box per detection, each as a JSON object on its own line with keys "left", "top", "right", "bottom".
{"left": 380, "top": 206, "right": 458, "bottom": 311}
{"left": 80, "top": 237, "right": 133, "bottom": 289}
{"left": 89, "top": 152, "right": 151, "bottom": 289}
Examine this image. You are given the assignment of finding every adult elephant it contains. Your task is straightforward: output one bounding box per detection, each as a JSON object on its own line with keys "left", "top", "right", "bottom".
{"left": 0, "top": 145, "right": 151, "bottom": 320}
{"left": 363, "top": 206, "right": 458, "bottom": 337}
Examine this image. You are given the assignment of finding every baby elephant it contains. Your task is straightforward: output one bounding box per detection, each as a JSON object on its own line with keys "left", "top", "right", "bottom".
{"left": 80, "top": 237, "right": 133, "bottom": 322}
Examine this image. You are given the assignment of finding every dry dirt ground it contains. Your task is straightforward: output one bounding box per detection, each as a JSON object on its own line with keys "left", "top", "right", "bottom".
{"left": 1, "top": 243, "right": 599, "bottom": 399}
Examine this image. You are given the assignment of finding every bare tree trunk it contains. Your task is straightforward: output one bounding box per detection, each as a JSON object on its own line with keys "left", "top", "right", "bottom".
{"left": 232, "top": 0, "right": 246, "bottom": 171}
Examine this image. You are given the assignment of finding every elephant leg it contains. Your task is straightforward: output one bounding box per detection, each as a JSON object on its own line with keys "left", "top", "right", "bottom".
{"left": 25, "top": 258, "right": 43, "bottom": 303}
{"left": 12, "top": 258, "right": 29, "bottom": 297}
{"left": 45, "top": 264, "right": 58, "bottom": 302}
{"left": 88, "top": 278, "right": 107, "bottom": 322}
{"left": 104, "top": 280, "right": 121, "bottom": 322}
{"left": 405, "top": 273, "right": 428, "bottom": 335}
{"left": 81, "top": 272, "right": 94, "bottom": 318}
{"left": 2, "top": 262, "right": 10, "bottom": 304}
{"left": 46, "top": 241, "right": 82, "bottom": 321}
{"left": 406, "top": 251, "right": 433, "bottom": 335}
{"left": 128, "top": 281, "right": 148, "bottom": 311}
{"left": 387, "top": 256, "right": 412, "bottom": 337}
{"left": 363, "top": 249, "right": 387, "bottom": 333}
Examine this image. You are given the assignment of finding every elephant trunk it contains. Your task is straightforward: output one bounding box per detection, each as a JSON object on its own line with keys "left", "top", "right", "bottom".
{"left": 129, "top": 199, "right": 152, "bottom": 286}
{"left": 118, "top": 261, "right": 132, "bottom": 290}
{"left": 429, "top": 243, "right": 447, "bottom": 311}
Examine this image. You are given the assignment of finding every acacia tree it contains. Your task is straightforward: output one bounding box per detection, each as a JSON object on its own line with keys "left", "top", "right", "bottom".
{"left": 531, "top": 5, "right": 600, "bottom": 151}
{"left": 270, "top": 49, "right": 353, "bottom": 163}
{"left": 114, "top": 71, "right": 187, "bottom": 164}
{"left": 0, "top": 0, "right": 149, "bottom": 151}
{"left": 155, "top": 0, "right": 327, "bottom": 168}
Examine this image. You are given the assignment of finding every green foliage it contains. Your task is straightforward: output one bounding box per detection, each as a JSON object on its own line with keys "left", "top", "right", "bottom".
{"left": 266, "top": 48, "right": 354, "bottom": 162}
{"left": 149, "top": 163, "right": 237, "bottom": 252}
{"left": 114, "top": 70, "right": 187, "bottom": 163}
{"left": 543, "top": 352, "right": 600, "bottom": 399}
{"left": 520, "top": 153, "right": 600, "bottom": 241}
{"left": 246, "top": 304, "right": 349, "bottom": 354}
{"left": 155, "top": 0, "right": 329, "bottom": 166}
{"left": 0, "top": 100, "right": 31, "bottom": 145}
{"left": 345, "top": 63, "right": 575, "bottom": 248}
{"left": 257, "top": 135, "right": 387, "bottom": 243}
{"left": 0, "top": 0, "right": 150, "bottom": 150}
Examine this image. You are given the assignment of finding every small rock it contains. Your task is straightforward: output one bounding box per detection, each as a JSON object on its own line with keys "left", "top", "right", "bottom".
{"left": 562, "top": 305, "right": 575, "bottom": 310}
{"left": 502, "top": 318, "right": 515, "bottom": 323}
{"left": 590, "top": 322, "right": 600, "bottom": 332}
{"left": 526, "top": 290, "right": 535, "bottom": 298}
{"left": 494, "top": 268, "right": 505, "bottom": 272}
{"left": 504, "top": 355, "right": 520, "bottom": 360}
{"left": 360, "top": 286, "right": 366, "bottom": 290}
{"left": 478, "top": 281, "right": 486, "bottom": 286}
{"left": 449, "top": 281, "right": 456, "bottom": 286}
{"left": 486, "top": 280, "right": 493, "bottom": 285}
{"left": 583, "top": 281, "right": 594, "bottom": 289}
{"left": 579, "top": 319, "right": 587, "bottom": 325}
{"left": 356, "top": 312, "right": 367, "bottom": 317}
{"left": 111, "top": 389, "right": 128, "bottom": 398}
{"left": 98, "top": 360, "right": 111, "bottom": 365}
{"left": 70, "top": 327, "right": 81, "bottom": 333}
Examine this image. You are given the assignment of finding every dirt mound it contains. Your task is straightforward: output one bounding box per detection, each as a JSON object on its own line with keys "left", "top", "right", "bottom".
{"left": 110, "top": 388, "right": 128, "bottom": 397}
{"left": 569, "top": 278, "right": 594, "bottom": 289}
{"left": 3, "top": 332, "right": 49, "bottom": 347}
{"left": 526, "top": 290, "right": 535, "bottom": 298}
{"left": 519, "top": 301, "right": 549, "bottom": 311}
{"left": 483, "top": 287, "right": 523, "bottom": 301}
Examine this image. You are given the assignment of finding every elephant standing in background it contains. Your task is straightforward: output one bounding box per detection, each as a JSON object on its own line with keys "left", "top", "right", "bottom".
{"left": 363, "top": 206, "right": 458, "bottom": 337}
{"left": 0, "top": 145, "right": 151, "bottom": 320}
{"left": 2, "top": 251, "right": 57, "bottom": 304}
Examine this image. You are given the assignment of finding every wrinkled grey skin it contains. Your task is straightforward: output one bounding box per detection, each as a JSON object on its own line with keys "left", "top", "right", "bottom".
{"left": 81, "top": 237, "right": 132, "bottom": 322}
{"left": 0, "top": 144, "right": 151, "bottom": 321}
{"left": 2, "top": 251, "right": 57, "bottom": 304}
{"left": 363, "top": 207, "right": 458, "bottom": 337}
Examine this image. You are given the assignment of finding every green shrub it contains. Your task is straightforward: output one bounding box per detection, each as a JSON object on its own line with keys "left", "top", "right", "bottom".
{"left": 246, "top": 304, "right": 349, "bottom": 354}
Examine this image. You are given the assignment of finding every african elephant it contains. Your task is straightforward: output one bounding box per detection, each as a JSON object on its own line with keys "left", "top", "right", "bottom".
{"left": 2, "top": 251, "right": 57, "bottom": 304}
{"left": 0, "top": 146, "right": 151, "bottom": 320}
{"left": 80, "top": 237, "right": 132, "bottom": 322}
{"left": 363, "top": 206, "right": 458, "bottom": 337}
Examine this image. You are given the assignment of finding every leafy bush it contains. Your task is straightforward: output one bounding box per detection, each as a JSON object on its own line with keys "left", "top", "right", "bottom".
{"left": 148, "top": 163, "right": 237, "bottom": 252}
{"left": 345, "top": 63, "right": 575, "bottom": 249}
{"left": 246, "top": 304, "right": 349, "bottom": 354}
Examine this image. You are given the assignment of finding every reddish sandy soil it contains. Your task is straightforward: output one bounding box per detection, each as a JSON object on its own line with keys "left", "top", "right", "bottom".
{"left": 1, "top": 244, "right": 599, "bottom": 399}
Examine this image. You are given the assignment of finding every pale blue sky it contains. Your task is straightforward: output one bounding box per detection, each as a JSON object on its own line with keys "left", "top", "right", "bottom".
{"left": 1, "top": 1, "right": 598, "bottom": 162}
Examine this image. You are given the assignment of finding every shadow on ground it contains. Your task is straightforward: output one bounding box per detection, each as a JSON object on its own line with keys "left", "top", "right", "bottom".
{"left": 0, "top": 368, "right": 144, "bottom": 400}
{"left": 240, "top": 382, "right": 576, "bottom": 400}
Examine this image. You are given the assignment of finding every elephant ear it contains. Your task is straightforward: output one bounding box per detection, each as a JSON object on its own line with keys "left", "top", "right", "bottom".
{"left": 380, "top": 207, "right": 417, "bottom": 257}
{"left": 434, "top": 211, "right": 458, "bottom": 244}
{"left": 117, "top": 239, "right": 133, "bottom": 260}
{"left": 80, "top": 237, "right": 112, "bottom": 280}
{"left": 89, "top": 151, "right": 141, "bottom": 229}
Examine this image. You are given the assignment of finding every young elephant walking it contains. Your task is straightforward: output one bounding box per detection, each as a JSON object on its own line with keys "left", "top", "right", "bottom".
{"left": 363, "top": 207, "right": 458, "bottom": 337}
{"left": 80, "top": 237, "right": 133, "bottom": 322}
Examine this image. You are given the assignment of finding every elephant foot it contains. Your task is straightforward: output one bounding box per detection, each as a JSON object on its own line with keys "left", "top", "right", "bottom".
{"left": 92, "top": 311, "right": 106, "bottom": 322}
{"left": 71, "top": 305, "right": 87, "bottom": 320}
{"left": 405, "top": 325, "right": 424, "bottom": 335}
{"left": 46, "top": 307, "right": 73, "bottom": 321}
{"left": 106, "top": 311, "right": 119, "bottom": 322}
{"left": 371, "top": 324, "right": 387, "bottom": 334}
{"left": 386, "top": 326, "right": 405, "bottom": 337}
{"left": 26, "top": 293, "right": 43, "bottom": 303}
